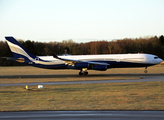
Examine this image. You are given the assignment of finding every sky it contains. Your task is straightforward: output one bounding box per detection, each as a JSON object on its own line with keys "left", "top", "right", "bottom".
{"left": 0, "top": 0, "right": 164, "bottom": 43}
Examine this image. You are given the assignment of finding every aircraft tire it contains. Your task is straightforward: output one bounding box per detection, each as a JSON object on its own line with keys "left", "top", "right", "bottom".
{"left": 79, "top": 72, "right": 83, "bottom": 75}
{"left": 144, "top": 70, "right": 148, "bottom": 73}
{"left": 84, "top": 72, "right": 88, "bottom": 75}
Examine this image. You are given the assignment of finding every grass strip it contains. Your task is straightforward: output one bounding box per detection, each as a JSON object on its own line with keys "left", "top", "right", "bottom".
{"left": 0, "top": 81, "right": 164, "bottom": 111}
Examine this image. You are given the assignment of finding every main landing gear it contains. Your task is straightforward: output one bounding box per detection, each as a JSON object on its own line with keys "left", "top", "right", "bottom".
{"left": 144, "top": 67, "right": 148, "bottom": 73}
{"left": 79, "top": 68, "right": 88, "bottom": 75}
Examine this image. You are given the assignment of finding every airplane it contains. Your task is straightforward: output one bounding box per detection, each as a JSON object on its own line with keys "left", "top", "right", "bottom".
{"left": 2, "top": 36, "right": 163, "bottom": 75}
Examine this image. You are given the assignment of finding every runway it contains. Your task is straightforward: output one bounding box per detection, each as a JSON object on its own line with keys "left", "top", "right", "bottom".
{"left": 0, "top": 73, "right": 164, "bottom": 86}
{"left": 0, "top": 73, "right": 164, "bottom": 79}
{"left": 0, "top": 111, "right": 164, "bottom": 120}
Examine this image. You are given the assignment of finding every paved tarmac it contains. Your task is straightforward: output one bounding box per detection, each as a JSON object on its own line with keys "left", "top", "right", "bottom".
{"left": 0, "top": 74, "right": 164, "bottom": 86}
{"left": 0, "top": 73, "right": 164, "bottom": 79}
{"left": 0, "top": 111, "right": 164, "bottom": 120}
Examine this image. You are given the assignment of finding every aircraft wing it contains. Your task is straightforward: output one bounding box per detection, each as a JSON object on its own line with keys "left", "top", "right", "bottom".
{"left": 53, "top": 55, "right": 110, "bottom": 66}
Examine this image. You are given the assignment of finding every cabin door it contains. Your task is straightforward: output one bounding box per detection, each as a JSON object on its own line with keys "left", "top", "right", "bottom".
{"left": 116, "top": 56, "right": 120, "bottom": 62}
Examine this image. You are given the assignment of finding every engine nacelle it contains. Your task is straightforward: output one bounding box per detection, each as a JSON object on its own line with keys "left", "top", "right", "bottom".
{"left": 74, "top": 62, "right": 89, "bottom": 69}
{"left": 92, "top": 65, "right": 107, "bottom": 71}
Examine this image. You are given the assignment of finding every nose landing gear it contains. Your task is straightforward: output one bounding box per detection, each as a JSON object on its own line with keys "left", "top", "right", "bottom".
{"left": 144, "top": 67, "right": 148, "bottom": 73}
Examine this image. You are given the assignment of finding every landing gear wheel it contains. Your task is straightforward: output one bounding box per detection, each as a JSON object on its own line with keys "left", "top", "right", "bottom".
{"left": 144, "top": 70, "right": 148, "bottom": 73}
{"left": 79, "top": 68, "right": 88, "bottom": 76}
{"left": 79, "top": 72, "right": 83, "bottom": 75}
{"left": 84, "top": 72, "right": 88, "bottom": 75}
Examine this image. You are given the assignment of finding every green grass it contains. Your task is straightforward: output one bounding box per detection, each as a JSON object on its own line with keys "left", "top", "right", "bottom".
{"left": 0, "top": 81, "right": 164, "bottom": 111}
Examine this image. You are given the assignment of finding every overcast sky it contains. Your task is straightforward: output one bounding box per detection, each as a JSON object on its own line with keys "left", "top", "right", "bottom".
{"left": 0, "top": 0, "right": 164, "bottom": 42}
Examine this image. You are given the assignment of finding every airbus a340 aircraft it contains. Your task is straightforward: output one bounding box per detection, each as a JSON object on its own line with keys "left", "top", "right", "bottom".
{"left": 3, "top": 37, "right": 163, "bottom": 75}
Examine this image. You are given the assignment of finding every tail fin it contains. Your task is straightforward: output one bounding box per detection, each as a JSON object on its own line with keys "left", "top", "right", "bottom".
{"left": 5, "top": 36, "right": 36, "bottom": 61}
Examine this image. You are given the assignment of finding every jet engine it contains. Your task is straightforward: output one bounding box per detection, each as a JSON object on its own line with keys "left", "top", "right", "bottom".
{"left": 74, "top": 62, "right": 89, "bottom": 68}
{"left": 92, "top": 65, "right": 107, "bottom": 71}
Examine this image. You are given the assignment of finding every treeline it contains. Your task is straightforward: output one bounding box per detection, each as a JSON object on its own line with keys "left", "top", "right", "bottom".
{"left": 0, "top": 35, "right": 164, "bottom": 66}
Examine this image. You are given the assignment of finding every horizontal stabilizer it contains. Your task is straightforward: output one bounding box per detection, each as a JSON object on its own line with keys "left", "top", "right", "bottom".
{"left": 0, "top": 57, "right": 25, "bottom": 63}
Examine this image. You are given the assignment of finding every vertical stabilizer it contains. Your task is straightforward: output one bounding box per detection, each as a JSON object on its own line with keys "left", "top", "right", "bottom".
{"left": 5, "top": 37, "right": 36, "bottom": 61}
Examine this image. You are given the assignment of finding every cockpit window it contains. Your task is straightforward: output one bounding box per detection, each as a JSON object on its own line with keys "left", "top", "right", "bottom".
{"left": 154, "top": 57, "right": 158, "bottom": 59}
